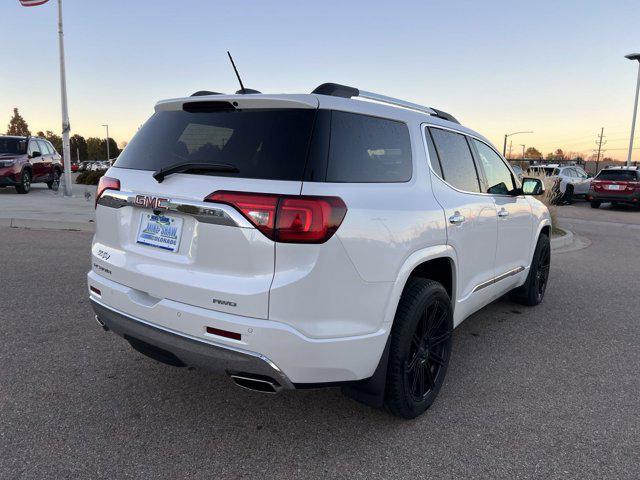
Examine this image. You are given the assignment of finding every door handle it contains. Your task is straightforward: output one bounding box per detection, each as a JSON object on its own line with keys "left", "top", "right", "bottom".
{"left": 497, "top": 208, "right": 509, "bottom": 218}
{"left": 448, "top": 212, "right": 466, "bottom": 225}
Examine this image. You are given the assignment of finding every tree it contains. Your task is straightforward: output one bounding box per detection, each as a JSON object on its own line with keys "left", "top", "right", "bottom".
{"left": 42, "top": 130, "right": 62, "bottom": 153}
{"left": 70, "top": 134, "right": 88, "bottom": 161}
{"left": 103, "top": 137, "right": 120, "bottom": 160}
{"left": 86, "top": 137, "right": 102, "bottom": 160}
{"left": 524, "top": 147, "right": 542, "bottom": 160}
{"left": 546, "top": 149, "right": 566, "bottom": 162}
{"left": 6, "top": 108, "right": 31, "bottom": 136}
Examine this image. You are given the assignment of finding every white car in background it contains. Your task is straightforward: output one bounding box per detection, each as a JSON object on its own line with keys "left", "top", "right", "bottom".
{"left": 528, "top": 164, "right": 591, "bottom": 202}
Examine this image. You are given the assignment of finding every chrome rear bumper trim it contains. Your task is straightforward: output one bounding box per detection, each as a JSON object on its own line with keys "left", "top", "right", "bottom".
{"left": 97, "top": 190, "right": 250, "bottom": 227}
{"left": 89, "top": 297, "right": 293, "bottom": 389}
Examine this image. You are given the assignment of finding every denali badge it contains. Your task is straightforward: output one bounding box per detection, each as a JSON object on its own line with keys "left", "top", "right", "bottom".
{"left": 212, "top": 298, "right": 237, "bottom": 307}
{"left": 134, "top": 194, "right": 170, "bottom": 210}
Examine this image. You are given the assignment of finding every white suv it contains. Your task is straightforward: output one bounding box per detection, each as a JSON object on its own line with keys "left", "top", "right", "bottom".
{"left": 88, "top": 83, "right": 551, "bottom": 418}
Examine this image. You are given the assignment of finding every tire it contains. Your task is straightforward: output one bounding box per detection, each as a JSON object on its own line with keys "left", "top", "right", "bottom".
{"left": 510, "top": 233, "right": 551, "bottom": 306}
{"left": 385, "top": 278, "right": 453, "bottom": 419}
{"left": 590, "top": 201, "right": 601, "bottom": 209}
{"left": 15, "top": 169, "right": 31, "bottom": 194}
{"left": 47, "top": 169, "right": 60, "bottom": 191}
{"left": 562, "top": 184, "right": 574, "bottom": 205}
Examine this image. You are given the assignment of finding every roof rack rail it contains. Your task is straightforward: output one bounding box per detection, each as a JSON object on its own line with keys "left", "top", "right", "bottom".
{"left": 311, "top": 83, "right": 459, "bottom": 124}
{"left": 191, "top": 90, "right": 223, "bottom": 97}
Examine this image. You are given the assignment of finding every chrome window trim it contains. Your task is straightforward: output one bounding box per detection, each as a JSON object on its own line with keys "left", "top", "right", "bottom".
{"left": 97, "top": 190, "right": 252, "bottom": 228}
{"left": 421, "top": 123, "right": 524, "bottom": 198}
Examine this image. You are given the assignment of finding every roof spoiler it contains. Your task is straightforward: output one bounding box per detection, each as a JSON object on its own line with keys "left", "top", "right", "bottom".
{"left": 311, "top": 83, "right": 459, "bottom": 124}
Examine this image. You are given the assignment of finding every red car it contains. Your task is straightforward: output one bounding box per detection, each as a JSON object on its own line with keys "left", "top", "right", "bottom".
{"left": 0, "top": 135, "right": 63, "bottom": 194}
{"left": 587, "top": 166, "right": 640, "bottom": 208}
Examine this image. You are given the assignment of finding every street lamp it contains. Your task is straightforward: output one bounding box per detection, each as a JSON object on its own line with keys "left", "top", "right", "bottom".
{"left": 625, "top": 53, "right": 640, "bottom": 167}
{"left": 101, "top": 124, "right": 110, "bottom": 163}
{"left": 503, "top": 131, "right": 533, "bottom": 157}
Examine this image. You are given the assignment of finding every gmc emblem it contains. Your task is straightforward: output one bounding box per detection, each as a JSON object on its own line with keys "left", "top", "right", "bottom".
{"left": 134, "top": 195, "right": 170, "bottom": 210}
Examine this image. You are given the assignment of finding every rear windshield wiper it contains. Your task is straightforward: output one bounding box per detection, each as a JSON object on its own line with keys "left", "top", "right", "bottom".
{"left": 152, "top": 162, "right": 239, "bottom": 183}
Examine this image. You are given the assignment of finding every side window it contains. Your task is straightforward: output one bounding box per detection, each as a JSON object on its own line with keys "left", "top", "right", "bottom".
{"left": 28, "top": 141, "right": 40, "bottom": 156}
{"left": 472, "top": 139, "right": 515, "bottom": 195}
{"left": 37, "top": 140, "right": 51, "bottom": 155}
{"left": 429, "top": 128, "right": 481, "bottom": 193}
{"left": 46, "top": 141, "right": 57, "bottom": 155}
{"left": 326, "top": 111, "right": 412, "bottom": 182}
{"left": 424, "top": 128, "right": 443, "bottom": 178}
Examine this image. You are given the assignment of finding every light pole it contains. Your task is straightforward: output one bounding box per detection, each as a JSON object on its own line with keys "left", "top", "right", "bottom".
{"left": 102, "top": 124, "right": 110, "bottom": 163}
{"left": 625, "top": 53, "right": 640, "bottom": 167}
{"left": 503, "top": 131, "right": 533, "bottom": 157}
{"left": 521, "top": 144, "right": 526, "bottom": 161}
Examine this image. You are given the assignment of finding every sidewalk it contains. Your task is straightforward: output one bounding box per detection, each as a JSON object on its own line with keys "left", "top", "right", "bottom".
{"left": 0, "top": 179, "right": 96, "bottom": 232}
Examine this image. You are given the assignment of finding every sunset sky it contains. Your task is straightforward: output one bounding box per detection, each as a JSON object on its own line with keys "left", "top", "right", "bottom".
{"left": 2, "top": 0, "right": 639, "bottom": 160}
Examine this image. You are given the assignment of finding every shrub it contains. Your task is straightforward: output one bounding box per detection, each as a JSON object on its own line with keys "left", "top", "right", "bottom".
{"left": 76, "top": 170, "right": 105, "bottom": 185}
{"left": 526, "top": 172, "right": 563, "bottom": 234}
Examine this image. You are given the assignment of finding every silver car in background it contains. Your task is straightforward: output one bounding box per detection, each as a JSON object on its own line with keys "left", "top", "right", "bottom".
{"left": 528, "top": 164, "right": 591, "bottom": 202}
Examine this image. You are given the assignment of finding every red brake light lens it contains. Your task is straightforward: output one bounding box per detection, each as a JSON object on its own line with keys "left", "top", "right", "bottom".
{"left": 276, "top": 197, "right": 346, "bottom": 243}
{"left": 205, "top": 191, "right": 347, "bottom": 243}
{"left": 95, "top": 176, "right": 120, "bottom": 208}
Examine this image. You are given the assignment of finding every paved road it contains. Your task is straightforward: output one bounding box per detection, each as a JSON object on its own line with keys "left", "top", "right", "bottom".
{"left": 1, "top": 207, "right": 639, "bottom": 479}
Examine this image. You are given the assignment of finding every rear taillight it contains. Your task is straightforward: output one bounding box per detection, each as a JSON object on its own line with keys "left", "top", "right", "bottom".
{"left": 205, "top": 191, "right": 347, "bottom": 243}
{"left": 95, "top": 176, "right": 120, "bottom": 208}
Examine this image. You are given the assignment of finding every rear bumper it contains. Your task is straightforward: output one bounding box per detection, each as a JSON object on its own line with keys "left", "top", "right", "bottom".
{"left": 587, "top": 191, "right": 640, "bottom": 204}
{"left": 87, "top": 271, "right": 388, "bottom": 384}
{"left": 91, "top": 297, "right": 294, "bottom": 389}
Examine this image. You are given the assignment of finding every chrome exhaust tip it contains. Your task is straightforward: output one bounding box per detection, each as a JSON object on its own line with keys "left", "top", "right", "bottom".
{"left": 229, "top": 373, "right": 281, "bottom": 394}
{"left": 95, "top": 315, "right": 109, "bottom": 331}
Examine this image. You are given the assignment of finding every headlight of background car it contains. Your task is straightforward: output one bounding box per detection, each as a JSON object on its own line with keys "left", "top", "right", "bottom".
{"left": 0, "top": 160, "right": 15, "bottom": 168}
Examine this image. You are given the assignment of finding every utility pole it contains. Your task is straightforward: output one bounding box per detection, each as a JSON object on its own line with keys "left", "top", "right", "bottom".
{"left": 102, "top": 124, "right": 110, "bottom": 163}
{"left": 58, "top": 0, "right": 72, "bottom": 196}
{"left": 593, "top": 127, "right": 606, "bottom": 174}
{"left": 521, "top": 144, "right": 526, "bottom": 161}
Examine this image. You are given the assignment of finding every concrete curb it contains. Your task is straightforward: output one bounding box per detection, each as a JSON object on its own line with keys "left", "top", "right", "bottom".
{"left": 2, "top": 218, "right": 95, "bottom": 232}
{"left": 551, "top": 229, "right": 574, "bottom": 250}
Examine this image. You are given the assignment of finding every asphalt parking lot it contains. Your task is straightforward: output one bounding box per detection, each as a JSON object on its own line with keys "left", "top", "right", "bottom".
{"left": 1, "top": 203, "right": 639, "bottom": 479}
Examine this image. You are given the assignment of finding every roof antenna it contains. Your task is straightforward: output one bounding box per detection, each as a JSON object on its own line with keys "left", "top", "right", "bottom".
{"left": 227, "top": 51, "right": 261, "bottom": 94}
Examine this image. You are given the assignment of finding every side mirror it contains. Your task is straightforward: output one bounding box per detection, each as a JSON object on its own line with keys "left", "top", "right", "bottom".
{"left": 30, "top": 151, "right": 41, "bottom": 159}
{"left": 521, "top": 177, "right": 545, "bottom": 196}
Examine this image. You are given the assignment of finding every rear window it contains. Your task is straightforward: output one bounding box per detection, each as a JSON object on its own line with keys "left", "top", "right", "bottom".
{"left": 596, "top": 170, "right": 639, "bottom": 181}
{"left": 325, "top": 111, "right": 412, "bottom": 182}
{"left": 114, "top": 109, "right": 316, "bottom": 181}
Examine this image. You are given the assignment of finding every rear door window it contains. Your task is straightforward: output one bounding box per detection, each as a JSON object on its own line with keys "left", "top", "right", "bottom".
{"left": 114, "top": 108, "right": 316, "bottom": 181}
{"left": 326, "top": 111, "right": 412, "bottom": 182}
{"left": 429, "top": 128, "right": 481, "bottom": 193}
